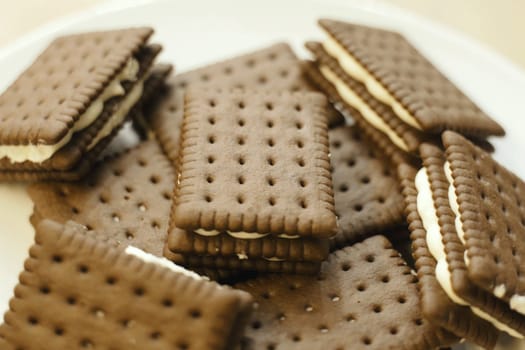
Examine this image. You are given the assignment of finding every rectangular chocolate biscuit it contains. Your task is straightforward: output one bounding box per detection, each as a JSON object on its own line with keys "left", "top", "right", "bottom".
{"left": 0, "top": 28, "right": 162, "bottom": 180}
{"left": 442, "top": 131, "right": 525, "bottom": 316}
{"left": 398, "top": 163, "right": 499, "bottom": 349}
{"left": 318, "top": 19, "right": 504, "bottom": 137}
{"left": 174, "top": 89, "right": 336, "bottom": 237}
{"left": 409, "top": 138, "right": 525, "bottom": 340}
{"left": 0, "top": 220, "right": 252, "bottom": 350}
{"left": 0, "top": 64, "right": 170, "bottom": 182}
{"left": 169, "top": 89, "right": 336, "bottom": 273}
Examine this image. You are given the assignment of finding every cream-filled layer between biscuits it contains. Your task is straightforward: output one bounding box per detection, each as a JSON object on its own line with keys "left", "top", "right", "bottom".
{"left": 322, "top": 35, "right": 422, "bottom": 130}
{"left": 86, "top": 74, "right": 145, "bottom": 150}
{"left": 0, "top": 58, "right": 139, "bottom": 163}
{"left": 319, "top": 65, "right": 409, "bottom": 152}
{"left": 125, "top": 245, "right": 203, "bottom": 280}
{"left": 415, "top": 168, "right": 523, "bottom": 338}
{"left": 444, "top": 161, "right": 525, "bottom": 316}
{"left": 194, "top": 229, "right": 299, "bottom": 240}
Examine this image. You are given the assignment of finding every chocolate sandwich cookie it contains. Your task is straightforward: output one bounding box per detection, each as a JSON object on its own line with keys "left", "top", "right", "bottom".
{"left": 168, "top": 89, "right": 337, "bottom": 273}
{"left": 405, "top": 135, "right": 525, "bottom": 341}
{"left": 0, "top": 28, "right": 164, "bottom": 181}
{"left": 317, "top": 19, "right": 505, "bottom": 138}
{"left": 305, "top": 42, "right": 497, "bottom": 157}
{"left": 236, "top": 235, "right": 457, "bottom": 350}
{"left": 302, "top": 60, "right": 416, "bottom": 166}
{"left": 0, "top": 220, "right": 252, "bottom": 350}
{"left": 328, "top": 125, "right": 406, "bottom": 248}
{"left": 442, "top": 132, "right": 525, "bottom": 315}
{"left": 398, "top": 163, "right": 500, "bottom": 348}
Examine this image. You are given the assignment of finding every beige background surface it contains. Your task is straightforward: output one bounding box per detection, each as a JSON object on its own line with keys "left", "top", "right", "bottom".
{"left": 0, "top": 0, "right": 524, "bottom": 69}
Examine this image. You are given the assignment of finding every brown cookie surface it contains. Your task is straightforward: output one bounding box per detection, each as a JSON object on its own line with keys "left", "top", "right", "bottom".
{"left": 329, "top": 125, "right": 405, "bottom": 247}
{"left": 235, "top": 235, "right": 457, "bottom": 350}
{"left": 28, "top": 140, "right": 174, "bottom": 257}
{"left": 174, "top": 89, "right": 336, "bottom": 238}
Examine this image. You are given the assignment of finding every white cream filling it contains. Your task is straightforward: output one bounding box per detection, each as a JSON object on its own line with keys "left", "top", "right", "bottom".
{"left": 322, "top": 35, "right": 422, "bottom": 130}
{"left": 444, "top": 162, "right": 525, "bottom": 316}
{"left": 0, "top": 58, "right": 139, "bottom": 163}
{"left": 416, "top": 168, "right": 523, "bottom": 338}
{"left": 495, "top": 284, "right": 507, "bottom": 298}
{"left": 278, "top": 234, "right": 300, "bottom": 239}
{"left": 227, "top": 231, "right": 269, "bottom": 239}
{"left": 87, "top": 75, "right": 144, "bottom": 150}
{"left": 194, "top": 229, "right": 299, "bottom": 240}
{"left": 125, "top": 245, "right": 203, "bottom": 280}
{"left": 264, "top": 257, "right": 285, "bottom": 262}
{"left": 195, "top": 229, "right": 221, "bottom": 236}
{"left": 319, "top": 65, "right": 408, "bottom": 151}
{"left": 511, "top": 295, "right": 525, "bottom": 315}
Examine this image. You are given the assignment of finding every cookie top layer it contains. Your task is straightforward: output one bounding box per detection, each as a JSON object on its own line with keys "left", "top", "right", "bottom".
{"left": 0, "top": 27, "right": 153, "bottom": 146}
{"left": 28, "top": 140, "right": 173, "bottom": 257}
{"left": 0, "top": 220, "right": 252, "bottom": 350}
{"left": 236, "top": 235, "right": 456, "bottom": 350}
{"left": 319, "top": 19, "right": 504, "bottom": 137}
{"left": 174, "top": 89, "right": 337, "bottom": 237}
{"left": 329, "top": 125, "right": 405, "bottom": 247}
{"left": 443, "top": 131, "right": 525, "bottom": 301}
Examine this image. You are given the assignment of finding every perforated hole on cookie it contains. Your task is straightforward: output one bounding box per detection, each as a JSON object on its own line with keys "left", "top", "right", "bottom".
{"left": 80, "top": 338, "right": 94, "bottom": 348}
{"left": 331, "top": 140, "right": 342, "bottom": 149}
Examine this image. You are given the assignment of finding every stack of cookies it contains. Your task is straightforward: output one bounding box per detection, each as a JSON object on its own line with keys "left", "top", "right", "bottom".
{"left": 0, "top": 28, "right": 169, "bottom": 181}
{"left": 165, "top": 89, "right": 337, "bottom": 274}
{"left": 304, "top": 19, "right": 504, "bottom": 164}
{"left": 0, "top": 19, "right": 524, "bottom": 350}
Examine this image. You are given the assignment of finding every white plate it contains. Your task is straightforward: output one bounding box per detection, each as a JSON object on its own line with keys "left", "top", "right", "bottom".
{"left": 1, "top": 0, "right": 524, "bottom": 348}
